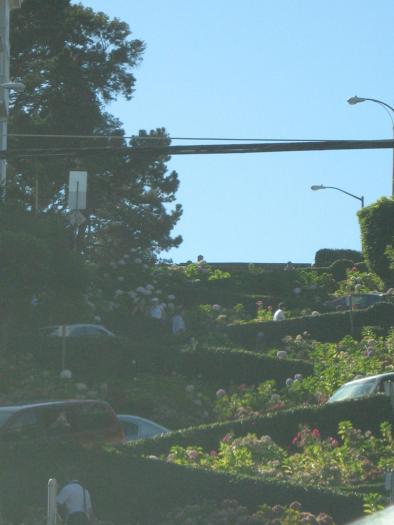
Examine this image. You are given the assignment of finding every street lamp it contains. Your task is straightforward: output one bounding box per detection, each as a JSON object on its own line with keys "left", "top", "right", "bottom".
{"left": 311, "top": 184, "right": 364, "bottom": 208}
{"left": 347, "top": 95, "right": 394, "bottom": 196}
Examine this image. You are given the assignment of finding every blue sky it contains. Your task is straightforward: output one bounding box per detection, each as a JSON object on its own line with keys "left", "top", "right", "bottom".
{"left": 77, "top": 0, "right": 394, "bottom": 263}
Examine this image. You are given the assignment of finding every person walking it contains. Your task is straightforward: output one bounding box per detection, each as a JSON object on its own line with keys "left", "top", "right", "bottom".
{"left": 57, "top": 477, "right": 93, "bottom": 525}
{"left": 171, "top": 307, "right": 186, "bottom": 336}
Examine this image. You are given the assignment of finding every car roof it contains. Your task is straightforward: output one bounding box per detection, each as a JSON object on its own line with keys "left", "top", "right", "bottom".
{"left": 0, "top": 399, "right": 109, "bottom": 413}
{"left": 117, "top": 414, "right": 169, "bottom": 431}
{"left": 44, "top": 324, "right": 106, "bottom": 329}
{"left": 341, "top": 372, "right": 394, "bottom": 387}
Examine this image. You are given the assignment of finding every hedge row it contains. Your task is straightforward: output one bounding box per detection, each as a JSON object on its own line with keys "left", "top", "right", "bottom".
{"left": 127, "top": 395, "right": 393, "bottom": 457}
{"left": 33, "top": 336, "right": 312, "bottom": 386}
{"left": 0, "top": 441, "right": 363, "bottom": 525}
{"left": 228, "top": 302, "right": 394, "bottom": 346}
{"left": 174, "top": 346, "right": 312, "bottom": 385}
{"left": 315, "top": 249, "right": 363, "bottom": 267}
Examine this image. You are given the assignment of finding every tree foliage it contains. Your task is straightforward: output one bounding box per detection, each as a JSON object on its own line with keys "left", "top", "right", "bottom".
{"left": 8, "top": 0, "right": 182, "bottom": 258}
{"left": 358, "top": 197, "right": 394, "bottom": 286}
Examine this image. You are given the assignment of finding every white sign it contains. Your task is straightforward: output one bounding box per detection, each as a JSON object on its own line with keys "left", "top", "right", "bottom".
{"left": 68, "top": 171, "right": 87, "bottom": 210}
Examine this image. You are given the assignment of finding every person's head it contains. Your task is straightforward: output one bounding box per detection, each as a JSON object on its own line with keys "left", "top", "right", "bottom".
{"left": 278, "top": 302, "right": 286, "bottom": 310}
{"left": 197, "top": 254, "right": 204, "bottom": 262}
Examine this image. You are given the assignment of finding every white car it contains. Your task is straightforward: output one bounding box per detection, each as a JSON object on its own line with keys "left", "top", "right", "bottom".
{"left": 41, "top": 324, "right": 115, "bottom": 337}
{"left": 327, "top": 372, "right": 394, "bottom": 403}
{"left": 117, "top": 414, "right": 170, "bottom": 441}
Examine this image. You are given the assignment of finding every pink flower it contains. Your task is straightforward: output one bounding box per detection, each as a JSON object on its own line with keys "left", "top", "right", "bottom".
{"left": 238, "top": 384, "right": 247, "bottom": 391}
{"left": 311, "top": 428, "right": 321, "bottom": 439}
{"left": 210, "top": 450, "right": 218, "bottom": 457}
{"left": 222, "top": 433, "right": 232, "bottom": 443}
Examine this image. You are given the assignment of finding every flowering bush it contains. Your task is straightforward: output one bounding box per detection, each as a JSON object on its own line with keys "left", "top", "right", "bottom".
{"left": 162, "top": 499, "right": 336, "bottom": 525}
{"left": 336, "top": 268, "right": 384, "bottom": 296}
{"left": 165, "top": 421, "right": 393, "bottom": 488}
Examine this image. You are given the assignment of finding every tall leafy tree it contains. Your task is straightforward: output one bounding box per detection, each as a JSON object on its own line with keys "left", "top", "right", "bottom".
{"left": 8, "top": 0, "right": 182, "bottom": 258}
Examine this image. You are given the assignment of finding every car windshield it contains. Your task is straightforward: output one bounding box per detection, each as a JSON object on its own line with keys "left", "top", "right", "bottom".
{"left": 328, "top": 378, "right": 379, "bottom": 403}
{"left": 0, "top": 409, "right": 19, "bottom": 428}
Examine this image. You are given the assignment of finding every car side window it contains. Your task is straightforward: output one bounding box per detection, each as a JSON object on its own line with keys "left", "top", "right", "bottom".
{"left": 85, "top": 326, "right": 105, "bottom": 336}
{"left": 5, "top": 410, "right": 41, "bottom": 439}
{"left": 140, "top": 422, "right": 162, "bottom": 438}
{"left": 70, "top": 326, "right": 87, "bottom": 336}
{"left": 73, "top": 403, "right": 114, "bottom": 432}
{"left": 122, "top": 421, "right": 139, "bottom": 439}
{"left": 43, "top": 408, "right": 74, "bottom": 436}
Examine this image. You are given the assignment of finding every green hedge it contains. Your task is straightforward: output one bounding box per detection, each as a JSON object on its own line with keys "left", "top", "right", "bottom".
{"left": 0, "top": 441, "right": 363, "bottom": 525}
{"left": 315, "top": 249, "right": 363, "bottom": 267}
{"left": 174, "top": 346, "right": 312, "bottom": 385}
{"left": 34, "top": 335, "right": 312, "bottom": 387}
{"left": 127, "top": 395, "right": 393, "bottom": 457}
{"left": 228, "top": 302, "right": 394, "bottom": 346}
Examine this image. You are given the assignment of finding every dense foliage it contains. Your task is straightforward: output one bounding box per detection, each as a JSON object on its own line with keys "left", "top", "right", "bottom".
{"left": 315, "top": 249, "right": 363, "bottom": 267}
{"left": 358, "top": 197, "right": 394, "bottom": 286}
{"left": 165, "top": 421, "right": 393, "bottom": 488}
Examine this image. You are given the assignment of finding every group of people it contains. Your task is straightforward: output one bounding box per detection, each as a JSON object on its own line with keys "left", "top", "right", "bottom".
{"left": 149, "top": 299, "right": 186, "bottom": 336}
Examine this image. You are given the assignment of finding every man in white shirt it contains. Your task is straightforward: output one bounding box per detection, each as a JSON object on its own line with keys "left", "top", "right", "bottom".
{"left": 150, "top": 298, "right": 165, "bottom": 320}
{"left": 57, "top": 480, "right": 93, "bottom": 525}
{"left": 273, "top": 303, "right": 286, "bottom": 321}
{"left": 172, "top": 308, "right": 186, "bottom": 335}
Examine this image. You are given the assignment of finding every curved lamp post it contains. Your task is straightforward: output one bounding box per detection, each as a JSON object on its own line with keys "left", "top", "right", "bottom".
{"left": 311, "top": 184, "right": 364, "bottom": 208}
{"left": 347, "top": 96, "right": 394, "bottom": 196}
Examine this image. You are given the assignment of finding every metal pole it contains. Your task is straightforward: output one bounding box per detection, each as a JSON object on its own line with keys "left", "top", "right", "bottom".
{"left": 392, "top": 126, "right": 394, "bottom": 197}
{"left": 61, "top": 325, "right": 66, "bottom": 371}
{"left": 348, "top": 295, "right": 354, "bottom": 335}
{"left": 47, "top": 478, "right": 58, "bottom": 525}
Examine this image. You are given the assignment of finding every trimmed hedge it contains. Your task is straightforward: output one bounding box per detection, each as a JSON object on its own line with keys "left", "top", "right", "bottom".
{"left": 359, "top": 197, "right": 394, "bottom": 285}
{"left": 315, "top": 249, "right": 363, "bottom": 267}
{"left": 0, "top": 440, "right": 363, "bottom": 525}
{"left": 175, "top": 346, "right": 312, "bottom": 385}
{"left": 127, "top": 395, "right": 393, "bottom": 457}
{"left": 228, "top": 302, "right": 394, "bottom": 346}
{"left": 34, "top": 335, "right": 312, "bottom": 387}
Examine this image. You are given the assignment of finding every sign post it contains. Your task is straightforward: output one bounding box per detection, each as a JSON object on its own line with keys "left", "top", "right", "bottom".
{"left": 47, "top": 478, "right": 58, "bottom": 525}
{"left": 68, "top": 171, "right": 87, "bottom": 246}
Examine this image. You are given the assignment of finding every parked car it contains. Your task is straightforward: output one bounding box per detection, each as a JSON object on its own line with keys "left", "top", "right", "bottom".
{"left": 0, "top": 400, "right": 125, "bottom": 445}
{"left": 117, "top": 414, "right": 170, "bottom": 441}
{"left": 41, "top": 324, "right": 115, "bottom": 337}
{"left": 327, "top": 372, "right": 394, "bottom": 403}
{"left": 324, "top": 293, "right": 387, "bottom": 311}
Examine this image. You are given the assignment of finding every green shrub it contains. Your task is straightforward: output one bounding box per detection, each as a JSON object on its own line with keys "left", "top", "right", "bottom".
{"left": 359, "top": 197, "right": 394, "bottom": 286}
{"left": 315, "top": 249, "right": 363, "bottom": 267}
{"left": 128, "top": 395, "right": 392, "bottom": 458}
{"left": 175, "top": 345, "right": 313, "bottom": 385}
{"left": 329, "top": 259, "right": 354, "bottom": 282}
{"left": 228, "top": 302, "right": 394, "bottom": 346}
{"left": 0, "top": 440, "right": 363, "bottom": 524}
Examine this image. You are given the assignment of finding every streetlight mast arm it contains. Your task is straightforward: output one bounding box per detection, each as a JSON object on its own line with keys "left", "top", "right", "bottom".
{"left": 322, "top": 186, "right": 362, "bottom": 203}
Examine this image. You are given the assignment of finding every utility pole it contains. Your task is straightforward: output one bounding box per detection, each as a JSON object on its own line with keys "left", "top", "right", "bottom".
{"left": 0, "top": 0, "right": 23, "bottom": 189}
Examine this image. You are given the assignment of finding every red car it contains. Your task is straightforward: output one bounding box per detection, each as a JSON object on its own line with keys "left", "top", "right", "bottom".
{"left": 0, "top": 399, "right": 125, "bottom": 446}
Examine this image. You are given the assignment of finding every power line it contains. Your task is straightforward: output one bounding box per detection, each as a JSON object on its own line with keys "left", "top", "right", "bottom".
{"left": 7, "top": 132, "right": 373, "bottom": 143}
{"left": 2, "top": 138, "right": 394, "bottom": 160}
